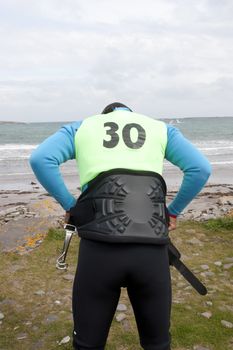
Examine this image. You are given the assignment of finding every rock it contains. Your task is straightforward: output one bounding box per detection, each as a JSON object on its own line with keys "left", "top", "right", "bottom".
{"left": 185, "top": 229, "right": 196, "bottom": 234}
{"left": 193, "top": 346, "right": 210, "bottom": 350}
{"left": 219, "top": 305, "right": 233, "bottom": 313}
{"left": 177, "top": 282, "right": 186, "bottom": 288}
{"left": 43, "top": 314, "right": 59, "bottom": 324}
{"left": 17, "top": 333, "right": 27, "bottom": 340}
{"left": 206, "top": 301, "right": 213, "bottom": 307}
{"left": 54, "top": 300, "right": 62, "bottom": 305}
{"left": 116, "top": 313, "right": 127, "bottom": 322}
{"left": 58, "top": 336, "right": 70, "bottom": 345}
{"left": 214, "top": 261, "right": 222, "bottom": 267}
{"left": 223, "top": 263, "right": 233, "bottom": 270}
{"left": 221, "top": 320, "right": 233, "bottom": 328}
{"left": 116, "top": 303, "right": 127, "bottom": 312}
{"left": 200, "top": 265, "right": 209, "bottom": 270}
{"left": 187, "top": 238, "right": 202, "bottom": 245}
{"left": 205, "top": 271, "right": 215, "bottom": 277}
{"left": 200, "top": 272, "right": 215, "bottom": 278}
{"left": 200, "top": 311, "right": 212, "bottom": 319}
{"left": 32, "top": 339, "right": 44, "bottom": 349}
{"left": 34, "top": 290, "right": 46, "bottom": 296}
{"left": 122, "top": 318, "right": 131, "bottom": 331}
{"left": 0, "top": 312, "right": 4, "bottom": 320}
{"left": 63, "top": 274, "right": 74, "bottom": 281}
{"left": 217, "top": 196, "right": 233, "bottom": 205}
{"left": 224, "top": 257, "right": 233, "bottom": 263}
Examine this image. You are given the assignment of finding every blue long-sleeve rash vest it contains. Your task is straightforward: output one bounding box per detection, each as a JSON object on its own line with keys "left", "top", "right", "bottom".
{"left": 30, "top": 121, "right": 211, "bottom": 216}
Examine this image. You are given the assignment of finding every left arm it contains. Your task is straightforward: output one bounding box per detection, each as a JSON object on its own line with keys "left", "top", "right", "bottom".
{"left": 165, "top": 125, "right": 212, "bottom": 217}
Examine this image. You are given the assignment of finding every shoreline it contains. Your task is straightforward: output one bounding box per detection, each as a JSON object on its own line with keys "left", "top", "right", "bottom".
{"left": 0, "top": 167, "right": 232, "bottom": 253}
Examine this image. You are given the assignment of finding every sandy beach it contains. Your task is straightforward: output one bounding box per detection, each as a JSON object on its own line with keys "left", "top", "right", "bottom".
{"left": 0, "top": 163, "right": 232, "bottom": 253}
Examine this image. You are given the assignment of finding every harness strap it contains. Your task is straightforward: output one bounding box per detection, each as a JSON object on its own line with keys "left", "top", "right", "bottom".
{"left": 168, "top": 242, "right": 207, "bottom": 295}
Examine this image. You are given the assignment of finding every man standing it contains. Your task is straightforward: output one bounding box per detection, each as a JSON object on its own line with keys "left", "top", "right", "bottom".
{"left": 30, "top": 102, "right": 211, "bottom": 350}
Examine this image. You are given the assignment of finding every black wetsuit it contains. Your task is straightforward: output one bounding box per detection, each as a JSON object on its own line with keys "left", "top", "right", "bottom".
{"left": 72, "top": 239, "right": 171, "bottom": 350}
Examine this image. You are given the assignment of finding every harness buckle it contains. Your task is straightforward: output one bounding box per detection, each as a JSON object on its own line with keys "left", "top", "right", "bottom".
{"left": 56, "top": 224, "right": 77, "bottom": 270}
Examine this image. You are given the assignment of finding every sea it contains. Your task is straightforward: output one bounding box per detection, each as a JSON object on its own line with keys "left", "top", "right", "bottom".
{"left": 0, "top": 117, "right": 233, "bottom": 189}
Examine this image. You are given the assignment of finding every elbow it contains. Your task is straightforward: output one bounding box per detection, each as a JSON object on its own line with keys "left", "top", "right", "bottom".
{"left": 198, "top": 161, "right": 212, "bottom": 185}
{"left": 202, "top": 161, "right": 212, "bottom": 181}
{"left": 29, "top": 150, "right": 42, "bottom": 173}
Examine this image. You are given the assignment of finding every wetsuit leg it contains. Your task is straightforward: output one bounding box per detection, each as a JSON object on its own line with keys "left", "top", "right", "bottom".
{"left": 72, "top": 240, "right": 171, "bottom": 350}
{"left": 72, "top": 239, "right": 122, "bottom": 349}
{"left": 127, "top": 244, "right": 171, "bottom": 350}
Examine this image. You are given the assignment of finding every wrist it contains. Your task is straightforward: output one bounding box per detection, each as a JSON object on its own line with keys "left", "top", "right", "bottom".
{"left": 169, "top": 213, "right": 177, "bottom": 219}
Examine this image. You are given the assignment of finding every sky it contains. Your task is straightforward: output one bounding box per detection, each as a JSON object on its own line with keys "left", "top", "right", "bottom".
{"left": 0, "top": 0, "right": 233, "bottom": 122}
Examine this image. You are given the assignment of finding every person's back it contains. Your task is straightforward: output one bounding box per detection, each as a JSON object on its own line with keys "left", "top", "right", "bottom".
{"left": 30, "top": 102, "right": 212, "bottom": 350}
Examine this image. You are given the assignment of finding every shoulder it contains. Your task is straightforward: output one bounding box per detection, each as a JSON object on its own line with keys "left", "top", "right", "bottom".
{"left": 61, "top": 120, "right": 83, "bottom": 135}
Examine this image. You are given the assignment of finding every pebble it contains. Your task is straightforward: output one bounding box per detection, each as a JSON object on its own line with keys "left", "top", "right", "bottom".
{"left": 122, "top": 318, "right": 131, "bottom": 331}
{"left": 224, "top": 257, "right": 233, "bottom": 263}
{"left": 43, "top": 314, "right": 59, "bottom": 324}
{"left": 217, "top": 196, "right": 233, "bottom": 205}
{"left": 205, "top": 271, "right": 215, "bottom": 277}
{"left": 223, "top": 263, "right": 233, "bottom": 270}
{"left": 205, "top": 301, "right": 213, "bottom": 307}
{"left": 17, "top": 333, "right": 27, "bottom": 340}
{"left": 200, "top": 272, "right": 215, "bottom": 278}
{"left": 58, "top": 336, "right": 70, "bottom": 345}
{"left": 185, "top": 229, "right": 196, "bottom": 234}
{"left": 116, "top": 313, "right": 127, "bottom": 322}
{"left": 177, "top": 282, "right": 186, "bottom": 288}
{"left": 34, "top": 290, "right": 46, "bottom": 296}
{"left": 54, "top": 300, "right": 62, "bottom": 305}
{"left": 63, "top": 274, "right": 74, "bottom": 281}
{"left": 200, "top": 311, "right": 212, "bottom": 319}
{"left": 116, "top": 303, "right": 127, "bottom": 312}
{"left": 193, "top": 346, "right": 210, "bottom": 350}
{"left": 0, "top": 312, "right": 4, "bottom": 320}
{"left": 221, "top": 320, "right": 233, "bottom": 329}
{"left": 214, "top": 261, "right": 222, "bottom": 267}
{"left": 200, "top": 265, "right": 209, "bottom": 270}
{"left": 187, "top": 238, "right": 202, "bottom": 245}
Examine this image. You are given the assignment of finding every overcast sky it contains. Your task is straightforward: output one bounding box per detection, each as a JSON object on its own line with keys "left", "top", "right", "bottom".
{"left": 0, "top": 0, "right": 233, "bottom": 122}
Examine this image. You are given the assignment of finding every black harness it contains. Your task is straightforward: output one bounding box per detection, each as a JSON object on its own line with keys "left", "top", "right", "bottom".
{"left": 57, "top": 169, "right": 207, "bottom": 295}
{"left": 69, "top": 169, "right": 170, "bottom": 244}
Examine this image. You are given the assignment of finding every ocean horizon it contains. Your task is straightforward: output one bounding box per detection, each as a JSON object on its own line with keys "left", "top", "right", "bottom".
{"left": 0, "top": 117, "right": 233, "bottom": 189}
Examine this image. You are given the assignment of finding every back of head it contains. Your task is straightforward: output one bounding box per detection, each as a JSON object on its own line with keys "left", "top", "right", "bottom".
{"left": 101, "top": 102, "right": 132, "bottom": 114}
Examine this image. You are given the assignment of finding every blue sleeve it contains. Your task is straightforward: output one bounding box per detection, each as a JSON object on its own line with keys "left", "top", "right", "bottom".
{"left": 165, "top": 125, "right": 212, "bottom": 216}
{"left": 29, "top": 121, "right": 82, "bottom": 211}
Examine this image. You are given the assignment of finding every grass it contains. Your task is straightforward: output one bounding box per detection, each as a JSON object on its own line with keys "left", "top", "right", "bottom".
{"left": 203, "top": 216, "right": 233, "bottom": 231}
{"left": 0, "top": 218, "right": 233, "bottom": 350}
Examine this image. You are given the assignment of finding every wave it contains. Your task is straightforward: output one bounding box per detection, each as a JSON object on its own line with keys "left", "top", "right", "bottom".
{"left": 0, "top": 144, "right": 37, "bottom": 150}
{"left": 210, "top": 160, "right": 233, "bottom": 165}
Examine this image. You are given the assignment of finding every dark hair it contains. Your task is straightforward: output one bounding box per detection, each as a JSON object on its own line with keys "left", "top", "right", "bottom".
{"left": 101, "top": 102, "right": 132, "bottom": 114}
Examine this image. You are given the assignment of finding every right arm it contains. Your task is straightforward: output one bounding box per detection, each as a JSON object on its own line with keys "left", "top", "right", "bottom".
{"left": 30, "top": 121, "right": 82, "bottom": 211}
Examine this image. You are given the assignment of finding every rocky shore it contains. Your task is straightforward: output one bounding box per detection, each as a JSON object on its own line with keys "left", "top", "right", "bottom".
{"left": 0, "top": 182, "right": 233, "bottom": 253}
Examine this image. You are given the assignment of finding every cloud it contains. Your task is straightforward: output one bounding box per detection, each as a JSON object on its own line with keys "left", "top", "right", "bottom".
{"left": 0, "top": 0, "right": 232, "bottom": 121}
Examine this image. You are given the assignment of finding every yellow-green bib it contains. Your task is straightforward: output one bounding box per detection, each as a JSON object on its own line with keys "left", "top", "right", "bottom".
{"left": 75, "top": 111, "right": 167, "bottom": 187}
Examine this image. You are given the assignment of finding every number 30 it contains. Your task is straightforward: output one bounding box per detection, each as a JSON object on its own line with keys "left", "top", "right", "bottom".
{"left": 103, "top": 122, "right": 146, "bottom": 149}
